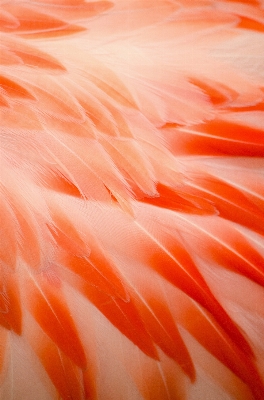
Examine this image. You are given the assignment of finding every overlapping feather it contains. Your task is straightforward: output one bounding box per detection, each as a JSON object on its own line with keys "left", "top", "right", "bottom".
{"left": 1, "top": 0, "right": 264, "bottom": 399}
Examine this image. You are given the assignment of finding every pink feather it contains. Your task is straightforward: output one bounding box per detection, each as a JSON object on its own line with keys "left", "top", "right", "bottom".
{"left": 1, "top": 1, "right": 264, "bottom": 399}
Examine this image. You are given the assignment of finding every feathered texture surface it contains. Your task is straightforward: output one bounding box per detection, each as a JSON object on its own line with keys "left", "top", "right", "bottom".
{"left": 1, "top": 0, "right": 264, "bottom": 399}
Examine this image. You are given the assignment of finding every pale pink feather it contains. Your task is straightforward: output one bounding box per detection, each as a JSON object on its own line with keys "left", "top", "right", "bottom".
{"left": 0, "top": 1, "right": 264, "bottom": 399}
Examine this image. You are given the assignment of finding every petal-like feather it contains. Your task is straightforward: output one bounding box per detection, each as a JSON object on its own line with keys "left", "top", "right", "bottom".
{"left": 1, "top": 1, "right": 264, "bottom": 399}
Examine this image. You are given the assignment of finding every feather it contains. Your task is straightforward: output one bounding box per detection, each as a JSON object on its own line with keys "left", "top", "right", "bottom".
{"left": 1, "top": 0, "right": 264, "bottom": 399}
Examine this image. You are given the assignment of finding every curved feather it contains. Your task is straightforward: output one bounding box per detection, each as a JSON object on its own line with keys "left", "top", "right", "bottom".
{"left": 1, "top": 0, "right": 264, "bottom": 399}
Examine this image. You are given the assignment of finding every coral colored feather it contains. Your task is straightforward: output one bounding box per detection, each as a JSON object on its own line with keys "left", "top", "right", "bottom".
{"left": 1, "top": 1, "right": 264, "bottom": 399}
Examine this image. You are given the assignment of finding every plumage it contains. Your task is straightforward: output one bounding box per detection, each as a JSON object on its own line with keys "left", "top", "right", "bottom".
{"left": 1, "top": 0, "right": 264, "bottom": 399}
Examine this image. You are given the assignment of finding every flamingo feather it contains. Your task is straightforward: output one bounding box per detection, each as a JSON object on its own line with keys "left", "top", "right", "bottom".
{"left": 1, "top": 0, "right": 264, "bottom": 399}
